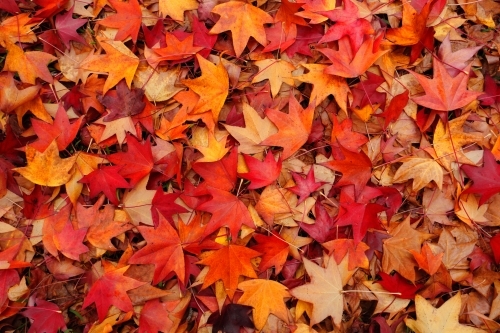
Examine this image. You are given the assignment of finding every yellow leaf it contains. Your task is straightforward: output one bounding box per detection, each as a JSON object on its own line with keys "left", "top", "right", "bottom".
{"left": 13, "top": 141, "right": 77, "bottom": 187}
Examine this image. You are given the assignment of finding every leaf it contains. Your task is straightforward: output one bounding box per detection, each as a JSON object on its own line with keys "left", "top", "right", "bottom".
{"left": 181, "top": 54, "right": 229, "bottom": 121}
{"left": 198, "top": 244, "right": 260, "bottom": 299}
{"left": 0, "top": 14, "right": 37, "bottom": 47}
{"left": 158, "top": 0, "right": 198, "bottom": 21}
{"left": 251, "top": 232, "right": 289, "bottom": 274}
{"left": 193, "top": 147, "right": 237, "bottom": 192}
{"left": 153, "top": 33, "right": 203, "bottom": 62}
{"left": 438, "top": 34, "right": 481, "bottom": 77}
{"left": 22, "top": 299, "right": 67, "bottom": 333}
{"left": 223, "top": 103, "right": 278, "bottom": 155}
{"left": 288, "top": 168, "right": 325, "bottom": 205}
{"left": 319, "top": 35, "right": 388, "bottom": 78}
{"left": 128, "top": 214, "right": 185, "bottom": 284}
{"left": 82, "top": 261, "right": 146, "bottom": 322}
{"left": 209, "top": 1, "right": 273, "bottom": 57}
{"left": 392, "top": 157, "right": 444, "bottom": 192}
{"left": 99, "top": 80, "right": 145, "bottom": 122}
{"left": 410, "top": 242, "right": 444, "bottom": 275}
{"left": 79, "top": 166, "right": 131, "bottom": 205}
{"left": 252, "top": 59, "right": 296, "bottom": 97}
{"left": 0, "top": 72, "right": 40, "bottom": 113}
{"left": 261, "top": 96, "right": 314, "bottom": 160}
{"left": 323, "top": 239, "right": 370, "bottom": 270}
{"left": 13, "top": 141, "right": 77, "bottom": 187}
{"left": 382, "top": 218, "right": 434, "bottom": 282}
{"left": 290, "top": 257, "right": 344, "bottom": 326}
{"left": 377, "top": 272, "right": 422, "bottom": 299}
{"left": 80, "top": 39, "right": 140, "bottom": 94}
{"left": 3, "top": 41, "right": 57, "bottom": 84}
{"left": 404, "top": 293, "right": 487, "bottom": 333}
{"left": 55, "top": 6, "right": 87, "bottom": 48}
{"left": 239, "top": 151, "right": 282, "bottom": 190}
{"left": 321, "top": 144, "right": 372, "bottom": 198}
{"left": 197, "top": 186, "right": 255, "bottom": 240}
{"left": 383, "top": 1, "right": 432, "bottom": 46}
{"left": 237, "top": 279, "right": 291, "bottom": 330}
{"left": 99, "top": 0, "right": 142, "bottom": 43}
{"left": 462, "top": 149, "right": 500, "bottom": 205}
{"left": 410, "top": 61, "right": 481, "bottom": 111}
{"left": 106, "top": 134, "right": 153, "bottom": 186}
{"left": 31, "top": 104, "right": 83, "bottom": 152}
{"left": 294, "top": 64, "right": 350, "bottom": 111}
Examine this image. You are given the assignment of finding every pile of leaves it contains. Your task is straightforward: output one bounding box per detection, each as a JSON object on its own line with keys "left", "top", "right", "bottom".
{"left": 1, "top": 0, "right": 500, "bottom": 331}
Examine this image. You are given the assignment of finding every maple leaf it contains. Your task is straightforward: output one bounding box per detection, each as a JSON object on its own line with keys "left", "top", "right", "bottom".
{"left": 375, "top": 90, "right": 410, "bottom": 129}
{"left": 151, "top": 189, "right": 188, "bottom": 227}
{"left": 198, "top": 244, "right": 260, "bottom": 299}
{"left": 181, "top": 55, "right": 229, "bottom": 121}
{"left": 99, "top": 0, "right": 142, "bottom": 43}
{"left": 462, "top": 149, "right": 500, "bottom": 205}
{"left": 80, "top": 39, "right": 140, "bottom": 94}
{"left": 330, "top": 117, "right": 368, "bottom": 152}
{"left": 251, "top": 232, "right": 289, "bottom": 274}
{"left": 153, "top": 33, "right": 203, "bottom": 62}
{"left": 322, "top": 144, "right": 372, "bottom": 198}
{"left": 106, "top": 134, "right": 153, "bottom": 186}
{"left": 405, "top": 293, "right": 487, "bottom": 333}
{"left": 392, "top": 157, "right": 444, "bottom": 192}
{"left": 323, "top": 239, "right": 370, "bottom": 270}
{"left": 410, "top": 61, "right": 481, "bottom": 111}
{"left": 33, "top": 0, "right": 69, "bottom": 18}
{"left": 197, "top": 186, "right": 255, "bottom": 240}
{"left": 0, "top": 72, "right": 40, "bottom": 113}
{"left": 210, "top": 1, "right": 273, "bottom": 57}
{"left": 237, "top": 279, "right": 291, "bottom": 330}
{"left": 158, "top": 0, "right": 198, "bottom": 21}
{"left": 291, "top": 257, "right": 344, "bottom": 327}
{"left": 82, "top": 261, "right": 146, "bottom": 321}
{"left": 294, "top": 64, "right": 350, "bottom": 111}
{"left": 55, "top": 6, "right": 87, "bottom": 48}
{"left": 410, "top": 242, "right": 444, "bottom": 275}
{"left": 3, "top": 41, "right": 57, "bottom": 84}
{"left": 77, "top": 196, "right": 133, "bottom": 251}
{"left": 99, "top": 80, "right": 145, "bottom": 121}
{"left": 224, "top": 103, "right": 278, "bottom": 155}
{"left": 288, "top": 168, "right": 325, "bottom": 205}
{"left": 22, "top": 299, "right": 67, "bottom": 333}
{"left": 79, "top": 166, "right": 131, "bottom": 205}
{"left": 382, "top": 218, "right": 434, "bottom": 282}
{"left": 0, "top": 0, "right": 20, "bottom": 15}
{"left": 239, "top": 151, "right": 282, "bottom": 189}
{"left": 438, "top": 34, "right": 481, "bottom": 77}
{"left": 318, "top": 0, "right": 374, "bottom": 51}
{"left": 31, "top": 104, "right": 83, "bottom": 152}
{"left": 0, "top": 14, "right": 37, "bottom": 47}
{"left": 319, "top": 35, "right": 388, "bottom": 78}
{"left": 192, "top": 147, "right": 238, "bottom": 192}
{"left": 252, "top": 59, "right": 296, "bottom": 97}
{"left": 128, "top": 214, "right": 185, "bottom": 284}
{"left": 261, "top": 96, "right": 314, "bottom": 160}
{"left": 13, "top": 141, "right": 77, "bottom": 187}
{"left": 377, "top": 272, "right": 422, "bottom": 299}
{"left": 384, "top": 0, "right": 433, "bottom": 46}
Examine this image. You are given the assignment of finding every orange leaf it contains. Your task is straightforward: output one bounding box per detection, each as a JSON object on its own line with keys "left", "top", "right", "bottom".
{"left": 198, "top": 244, "right": 260, "bottom": 299}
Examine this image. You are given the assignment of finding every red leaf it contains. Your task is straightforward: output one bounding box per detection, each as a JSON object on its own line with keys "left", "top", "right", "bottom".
{"left": 461, "top": 149, "right": 500, "bottom": 205}
{"left": 82, "top": 261, "right": 145, "bottom": 321}
{"left": 490, "top": 234, "right": 500, "bottom": 264}
{"left": 54, "top": 6, "right": 87, "bottom": 48}
{"left": 79, "top": 166, "right": 131, "bottom": 205}
{"left": 128, "top": 214, "right": 185, "bottom": 284}
{"left": 322, "top": 144, "right": 372, "bottom": 198}
{"left": 22, "top": 299, "right": 67, "bottom": 333}
{"left": 288, "top": 168, "right": 325, "bottom": 204}
{"left": 31, "top": 104, "right": 83, "bottom": 152}
{"left": 377, "top": 272, "right": 422, "bottom": 299}
{"left": 239, "top": 151, "right": 282, "bottom": 189}
{"left": 99, "top": 80, "right": 146, "bottom": 122}
{"left": 99, "top": 0, "right": 142, "bottom": 43}
{"left": 192, "top": 147, "right": 238, "bottom": 191}
{"left": 197, "top": 186, "right": 255, "bottom": 240}
{"left": 251, "top": 232, "right": 289, "bottom": 274}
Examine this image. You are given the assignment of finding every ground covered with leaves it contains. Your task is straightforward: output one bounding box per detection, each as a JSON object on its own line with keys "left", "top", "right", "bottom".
{"left": 1, "top": 0, "right": 500, "bottom": 332}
